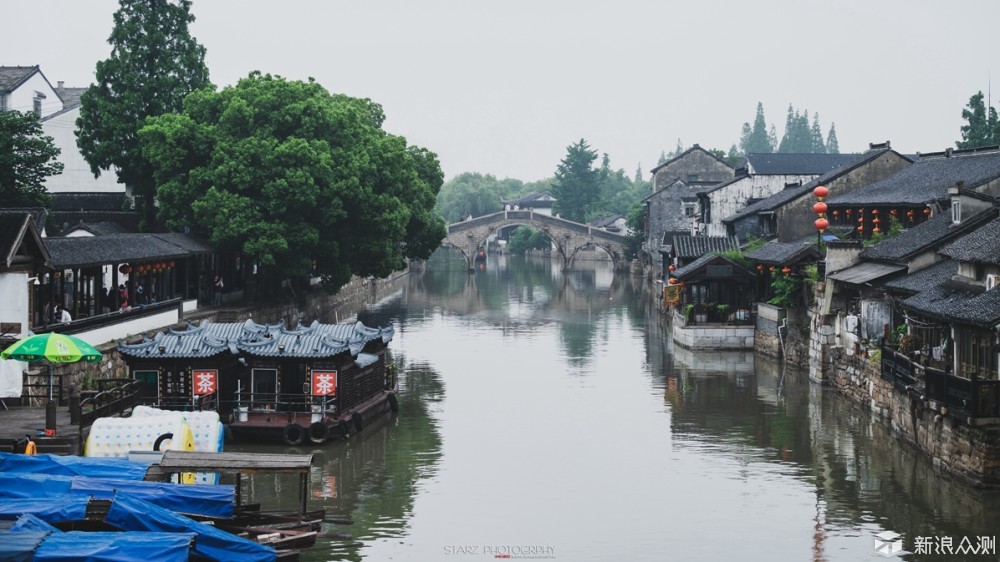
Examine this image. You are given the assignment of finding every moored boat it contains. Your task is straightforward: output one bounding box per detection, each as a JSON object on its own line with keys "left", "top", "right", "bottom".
{"left": 116, "top": 319, "right": 398, "bottom": 445}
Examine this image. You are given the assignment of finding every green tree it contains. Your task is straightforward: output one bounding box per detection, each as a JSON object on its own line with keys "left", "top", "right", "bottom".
{"left": 436, "top": 172, "right": 521, "bottom": 223}
{"left": 76, "top": 0, "right": 211, "bottom": 229}
{"left": 726, "top": 144, "right": 742, "bottom": 168}
{"left": 957, "top": 91, "right": 999, "bottom": 149}
{"left": 634, "top": 162, "right": 644, "bottom": 184}
{"left": 551, "top": 138, "right": 600, "bottom": 222}
{"left": 0, "top": 110, "right": 61, "bottom": 207}
{"left": 140, "top": 72, "right": 445, "bottom": 292}
{"left": 739, "top": 102, "right": 774, "bottom": 154}
{"left": 657, "top": 150, "right": 667, "bottom": 165}
{"left": 826, "top": 123, "right": 840, "bottom": 154}
{"left": 810, "top": 112, "right": 826, "bottom": 153}
{"left": 507, "top": 226, "right": 551, "bottom": 254}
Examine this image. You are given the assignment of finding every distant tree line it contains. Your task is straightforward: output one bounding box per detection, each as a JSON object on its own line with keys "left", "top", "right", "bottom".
{"left": 737, "top": 102, "right": 839, "bottom": 155}
{"left": 956, "top": 91, "right": 1000, "bottom": 148}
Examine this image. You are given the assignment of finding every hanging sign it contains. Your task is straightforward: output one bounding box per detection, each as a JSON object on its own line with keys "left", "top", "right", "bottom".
{"left": 192, "top": 369, "right": 218, "bottom": 395}
{"left": 312, "top": 370, "right": 338, "bottom": 396}
{"left": 664, "top": 285, "right": 682, "bottom": 306}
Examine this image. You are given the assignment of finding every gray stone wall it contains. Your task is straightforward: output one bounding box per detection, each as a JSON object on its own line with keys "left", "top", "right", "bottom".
{"left": 645, "top": 182, "right": 699, "bottom": 272}
{"left": 652, "top": 148, "right": 733, "bottom": 192}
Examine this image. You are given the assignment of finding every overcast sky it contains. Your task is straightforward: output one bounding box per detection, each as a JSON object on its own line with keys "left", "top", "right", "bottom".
{"left": 5, "top": 0, "right": 1000, "bottom": 181}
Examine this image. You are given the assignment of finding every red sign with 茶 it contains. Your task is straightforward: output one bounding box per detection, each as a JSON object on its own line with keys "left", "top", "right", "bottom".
{"left": 311, "top": 371, "right": 338, "bottom": 396}
{"left": 192, "top": 370, "right": 218, "bottom": 395}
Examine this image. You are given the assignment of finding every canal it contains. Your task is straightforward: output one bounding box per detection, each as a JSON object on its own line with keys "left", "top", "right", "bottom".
{"left": 232, "top": 248, "right": 1000, "bottom": 561}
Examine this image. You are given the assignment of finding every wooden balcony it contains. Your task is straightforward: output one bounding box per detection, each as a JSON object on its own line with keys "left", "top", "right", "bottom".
{"left": 881, "top": 345, "right": 1000, "bottom": 421}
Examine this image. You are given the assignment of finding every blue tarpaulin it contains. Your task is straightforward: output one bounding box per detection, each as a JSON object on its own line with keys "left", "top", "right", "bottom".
{"left": 106, "top": 493, "right": 277, "bottom": 562}
{"left": 33, "top": 531, "right": 195, "bottom": 562}
{"left": 0, "top": 452, "right": 148, "bottom": 479}
{"left": 0, "top": 472, "right": 235, "bottom": 518}
{"left": 10, "top": 513, "right": 62, "bottom": 534}
{"left": 0, "top": 497, "right": 89, "bottom": 522}
{"left": 0, "top": 530, "right": 47, "bottom": 562}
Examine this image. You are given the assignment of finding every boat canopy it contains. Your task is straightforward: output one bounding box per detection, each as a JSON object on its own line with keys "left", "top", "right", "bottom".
{"left": 0, "top": 472, "right": 235, "bottom": 518}
{"left": 0, "top": 452, "right": 148, "bottom": 480}
{"left": 106, "top": 493, "right": 277, "bottom": 562}
{"left": 35, "top": 531, "right": 194, "bottom": 562}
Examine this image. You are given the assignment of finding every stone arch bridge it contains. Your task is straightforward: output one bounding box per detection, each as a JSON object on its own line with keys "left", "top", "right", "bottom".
{"left": 443, "top": 210, "right": 631, "bottom": 271}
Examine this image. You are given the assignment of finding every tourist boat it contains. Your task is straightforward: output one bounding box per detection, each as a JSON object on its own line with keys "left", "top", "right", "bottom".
{"left": 116, "top": 319, "right": 398, "bottom": 446}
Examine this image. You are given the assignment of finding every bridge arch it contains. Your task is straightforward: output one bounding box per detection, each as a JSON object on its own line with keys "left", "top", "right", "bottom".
{"left": 442, "top": 210, "right": 630, "bottom": 272}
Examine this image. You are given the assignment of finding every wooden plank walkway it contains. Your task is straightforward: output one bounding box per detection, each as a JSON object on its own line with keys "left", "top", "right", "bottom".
{"left": 0, "top": 404, "right": 83, "bottom": 454}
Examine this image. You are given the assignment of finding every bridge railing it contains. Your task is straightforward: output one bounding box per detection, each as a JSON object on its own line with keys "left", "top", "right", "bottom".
{"left": 447, "top": 210, "right": 629, "bottom": 243}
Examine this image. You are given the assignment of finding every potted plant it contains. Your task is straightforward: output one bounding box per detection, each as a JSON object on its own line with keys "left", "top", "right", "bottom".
{"left": 684, "top": 304, "right": 695, "bottom": 324}
{"left": 716, "top": 304, "right": 731, "bottom": 323}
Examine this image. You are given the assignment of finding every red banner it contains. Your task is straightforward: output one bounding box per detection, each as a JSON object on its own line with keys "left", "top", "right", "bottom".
{"left": 192, "top": 370, "right": 217, "bottom": 395}
{"left": 312, "top": 370, "right": 338, "bottom": 396}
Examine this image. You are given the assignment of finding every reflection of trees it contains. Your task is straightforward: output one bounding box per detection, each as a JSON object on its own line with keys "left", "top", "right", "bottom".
{"left": 234, "top": 357, "right": 444, "bottom": 562}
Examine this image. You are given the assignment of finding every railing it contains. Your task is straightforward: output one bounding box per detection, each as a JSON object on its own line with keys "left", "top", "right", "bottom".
{"left": 231, "top": 392, "right": 337, "bottom": 418}
{"left": 882, "top": 345, "right": 1000, "bottom": 419}
{"left": 34, "top": 297, "right": 184, "bottom": 335}
{"left": 77, "top": 379, "right": 142, "bottom": 428}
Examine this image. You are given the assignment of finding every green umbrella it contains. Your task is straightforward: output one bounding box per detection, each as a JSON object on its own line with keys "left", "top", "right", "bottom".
{"left": 1, "top": 332, "right": 102, "bottom": 402}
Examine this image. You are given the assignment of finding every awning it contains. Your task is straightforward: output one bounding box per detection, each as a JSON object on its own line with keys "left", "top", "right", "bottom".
{"left": 827, "top": 262, "right": 905, "bottom": 286}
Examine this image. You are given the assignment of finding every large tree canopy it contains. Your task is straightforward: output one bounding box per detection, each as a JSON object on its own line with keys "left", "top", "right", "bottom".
{"left": 0, "top": 110, "right": 62, "bottom": 208}
{"left": 435, "top": 172, "right": 523, "bottom": 223}
{"left": 77, "top": 0, "right": 210, "bottom": 229}
{"left": 140, "top": 72, "right": 446, "bottom": 291}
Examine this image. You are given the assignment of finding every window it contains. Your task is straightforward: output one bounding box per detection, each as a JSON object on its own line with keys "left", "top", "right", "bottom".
{"left": 687, "top": 174, "right": 699, "bottom": 182}
{"left": 684, "top": 204, "right": 696, "bottom": 217}
{"left": 0, "top": 93, "right": 7, "bottom": 111}
{"left": 959, "top": 328, "right": 998, "bottom": 380}
{"left": 952, "top": 200, "right": 961, "bottom": 224}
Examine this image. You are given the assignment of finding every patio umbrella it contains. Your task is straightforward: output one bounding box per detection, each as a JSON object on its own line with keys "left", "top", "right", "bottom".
{"left": 1, "top": 333, "right": 102, "bottom": 402}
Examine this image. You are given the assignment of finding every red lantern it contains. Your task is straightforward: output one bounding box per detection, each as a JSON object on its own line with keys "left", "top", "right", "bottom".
{"left": 813, "top": 185, "right": 829, "bottom": 200}
{"left": 756, "top": 264, "right": 764, "bottom": 271}
{"left": 924, "top": 207, "right": 932, "bottom": 216}
{"left": 668, "top": 277, "right": 678, "bottom": 285}
{"left": 859, "top": 208, "right": 864, "bottom": 214}
{"left": 832, "top": 210, "right": 839, "bottom": 217}
{"left": 815, "top": 218, "right": 829, "bottom": 232}
{"left": 858, "top": 217, "right": 864, "bottom": 223}
{"left": 168, "top": 260, "right": 175, "bottom": 268}
{"left": 119, "top": 264, "right": 132, "bottom": 274}
{"left": 846, "top": 208, "right": 852, "bottom": 216}
{"left": 891, "top": 209, "right": 898, "bottom": 216}
{"left": 813, "top": 202, "right": 828, "bottom": 215}
{"left": 782, "top": 266, "right": 792, "bottom": 276}
{"left": 907, "top": 210, "right": 915, "bottom": 221}
{"left": 872, "top": 209, "right": 879, "bottom": 216}
{"left": 858, "top": 225, "right": 864, "bottom": 232}
{"left": 769, "top": 266, "right": 776, "bottom": 272}
{"left": 668, "top": 264, "right": 676, "bottom": 272}
{"left": 873, "top": 217, "right": 880, "bottom": 225}
{"left": 873, "top": 226, "right": 881, "bottom": 233}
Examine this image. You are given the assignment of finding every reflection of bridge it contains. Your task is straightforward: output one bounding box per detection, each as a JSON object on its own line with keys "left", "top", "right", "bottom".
{"left": 443, "top": 210, "right": 630, "bottom": 271}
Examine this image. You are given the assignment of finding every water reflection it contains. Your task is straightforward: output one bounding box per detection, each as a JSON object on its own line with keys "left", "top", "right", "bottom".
{"left": 233, "top": 250, "right": 1000, "bottom": 561}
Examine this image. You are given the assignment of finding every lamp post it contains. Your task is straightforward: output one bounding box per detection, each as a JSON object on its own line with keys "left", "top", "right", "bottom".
{"left": 813, "top": 185, "right": 829, "bottom": 249}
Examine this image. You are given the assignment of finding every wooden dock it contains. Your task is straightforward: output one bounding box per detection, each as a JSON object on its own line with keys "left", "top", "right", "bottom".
{"left": 0, "top": 404, "right": 83, "bottom": 454}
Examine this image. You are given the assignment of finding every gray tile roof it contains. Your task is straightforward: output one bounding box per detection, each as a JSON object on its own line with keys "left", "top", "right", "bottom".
{"left": 118, "top": 319, "right": 394, "bottom": 360}
{"left": 650, "top": 145, "right": 733, "bottom": 174}
{"left": 902, "top": 280, "right": 1000, "bottom": 327}
{"left": 44, "top": 232, "right": 212, "bottom": 268}
{"left": 501, "top": 191, "right": 556, "bottom": 206}
{"left": 742, "top": 153, "right": 860, "bottom": 176}
{"left": 827, "top": 149, "right": 1000, "bottom": 206}
{"left": 827, "top": 261, "right": 906, "bottom": 285}
{"left": 61, "top": 221, "right": 127, "bottom": 236}
{"left": 745, "top": 240, "right": 821, "bottom": 265}
{"left": 723, "top": 149, "right": 901, "bottom": 224}
{"left": 0, "top": 66, "right": 38, "bottom": 92}
{"left": 671, "top": 235, "right": 739, "bottom": 258}
{"left": 51, "top": 193, "right": 126, "bottom": 212}
{"left": 940, "top": 216, "right": 1000, "bottom": 265}
{"left": 0, "top": 213, "right": 30, "bottom": 267}
{"left": 674, "top": 253, "right": 754, "bottom": 279}
{"left": 53, "top": 86, "right": 86, "bottom": 108}
{"left": 0, "top": 208, "right": 47, "bottom": 233}
{"left": 884, "top": 260, "right": 958, "bottom": 294}
{"left": 860, "top": 208, "right": 998, "bottom": 262}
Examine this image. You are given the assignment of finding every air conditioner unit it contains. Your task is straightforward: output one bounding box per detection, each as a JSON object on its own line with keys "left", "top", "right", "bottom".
{"left": 987, "top": 274, "right": 999, "bottom": 291}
